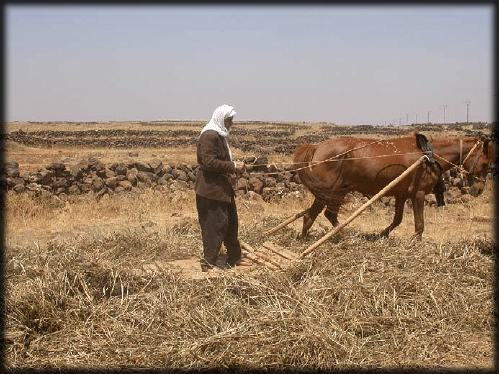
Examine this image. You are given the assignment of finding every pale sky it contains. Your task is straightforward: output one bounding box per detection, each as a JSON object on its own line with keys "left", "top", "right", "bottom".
{"left": 6, "top": 5, "right": 494, "bottom": 124}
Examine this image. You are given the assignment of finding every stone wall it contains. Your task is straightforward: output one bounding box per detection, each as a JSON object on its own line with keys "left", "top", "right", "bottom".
{"left": 0, "top": 157, "right": 488, "bottom": 205}
{"left": 0, "top": 157, "right": 305, "bottom": 202}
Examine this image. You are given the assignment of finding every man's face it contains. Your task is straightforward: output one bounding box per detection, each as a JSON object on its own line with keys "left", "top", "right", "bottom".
{"left": 224, "top": 116, "right": 234, "bottom": 129}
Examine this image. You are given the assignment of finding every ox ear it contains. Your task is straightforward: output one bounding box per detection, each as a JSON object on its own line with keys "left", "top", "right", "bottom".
{"left": 415, "top": 133, "right": 429, "bottom": 150}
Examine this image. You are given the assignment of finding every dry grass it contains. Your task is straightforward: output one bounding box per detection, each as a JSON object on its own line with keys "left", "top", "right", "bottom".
{"left": 4, "top": 185, "right": 494, "bottom": 369}
{"left": 5, "top": 141, "right": 199, "bottom": 171}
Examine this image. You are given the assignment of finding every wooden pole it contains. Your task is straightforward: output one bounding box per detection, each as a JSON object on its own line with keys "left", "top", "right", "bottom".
{"left": 240, "top": 241, "right": 279, "bottom": 270}
{"left": 262, "top": 241, "right": 298, "bottom": 261}
{"left": 253, "top": 249, "right": 286, "bottom": 269}
{"left": 300, "top": 155, "right": 428, "bottom": 258}
{"left": 264, "top": 209, "right": 308, "bottom": 236}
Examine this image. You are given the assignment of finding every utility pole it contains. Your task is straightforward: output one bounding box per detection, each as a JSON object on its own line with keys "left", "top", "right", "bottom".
{"left": 406, "top": 113, "right": 409, "bottom": 124}
{"left": 442, "top": 105, "right": 447, "bottom": 124}
{"left": 415, "top": 113, "right": 418, "bottom": 124}
{"left": 465, "top": 100, "right": 471, "bottom": 123}
{"left": 427, "top": 111, "right": 430, "bottom": 124}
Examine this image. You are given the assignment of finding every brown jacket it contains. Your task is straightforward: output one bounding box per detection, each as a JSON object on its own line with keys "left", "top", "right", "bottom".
{"left": 195, "top": 130, "right": 236, "bottom": 203}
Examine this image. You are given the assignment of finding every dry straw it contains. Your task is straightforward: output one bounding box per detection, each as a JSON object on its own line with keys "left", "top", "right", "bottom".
{"left": 4, "top": 211, "right": 493, "bottom": 369}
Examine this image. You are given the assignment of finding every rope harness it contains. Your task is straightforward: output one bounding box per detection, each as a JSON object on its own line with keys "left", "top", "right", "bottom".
{"left": 434, "top": 140, "right": 485, "bottom": 184}
{"left": 242, "top": 138, "right": 487, "bottom": 184}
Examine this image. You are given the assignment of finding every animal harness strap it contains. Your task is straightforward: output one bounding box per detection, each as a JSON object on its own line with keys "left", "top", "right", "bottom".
{"left": 461, "top": 140, "right": 481, "bottom": 166}
{"left": 415, "top": 133, "right": 435, "bottom": 164}
{"left": 459, "top": 139, "right": 463, "bottom": 166}
{"left": 467, "top": 142, "right": 484, "bottom": 176}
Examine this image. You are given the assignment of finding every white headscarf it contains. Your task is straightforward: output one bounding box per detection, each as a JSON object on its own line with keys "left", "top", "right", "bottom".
{"left": 200, "top": 104, "right": 237, "bottom": 160}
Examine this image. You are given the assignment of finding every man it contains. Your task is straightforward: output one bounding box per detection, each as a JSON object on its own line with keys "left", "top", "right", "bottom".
{"left": 195, "top": 104, "right": 252, "bottom": 271}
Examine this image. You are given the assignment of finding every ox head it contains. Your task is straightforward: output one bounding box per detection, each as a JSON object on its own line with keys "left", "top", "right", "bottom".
{"left": 463, "top": 137, "right": 495, "bottom": 196}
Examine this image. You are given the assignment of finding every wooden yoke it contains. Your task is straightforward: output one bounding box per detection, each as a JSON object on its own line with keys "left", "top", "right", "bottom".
{"left": 300, "top": 155, "right": 428, "bottom": 258}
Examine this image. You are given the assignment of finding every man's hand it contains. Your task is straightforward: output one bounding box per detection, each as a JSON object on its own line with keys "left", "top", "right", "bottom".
{"left": 234, "top": 161, "right": 246, "bottom": 174}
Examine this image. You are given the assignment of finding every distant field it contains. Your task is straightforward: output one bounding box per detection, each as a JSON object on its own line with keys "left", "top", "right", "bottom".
{"left": 3, "top": 120, "right": 490, "bottom": 170}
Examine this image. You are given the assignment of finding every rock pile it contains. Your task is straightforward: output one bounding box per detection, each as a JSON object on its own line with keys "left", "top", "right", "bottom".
{"left": 0, "top": 157, "right": 306, "bottom": 202}
{"left": 1, "top": 157, "right": 489, "bottom": 205}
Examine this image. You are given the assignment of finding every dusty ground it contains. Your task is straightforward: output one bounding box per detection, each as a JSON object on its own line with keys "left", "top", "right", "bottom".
{"left": 3, "top": 121, "right": 494, "bottom": 369}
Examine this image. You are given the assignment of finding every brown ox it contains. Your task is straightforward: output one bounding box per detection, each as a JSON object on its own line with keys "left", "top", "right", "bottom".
{"left": 294, "top": 134, "right": 495, "bottom": 241}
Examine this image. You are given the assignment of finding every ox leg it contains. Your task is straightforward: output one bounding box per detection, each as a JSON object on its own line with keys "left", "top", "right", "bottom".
{"left": 323, "top": 194, "right": 345, "bottom": 228}
{"left": 380, "top": 196, "right": 406, "bottom": 238}
{"left": 298, "top": 198, "right": 325, "bottom": 239}
{"left": 324, "top": 206, "right": 339, "bottom": 227}
{"left": 410, "top": 191, "right": 425, "bottom": 241}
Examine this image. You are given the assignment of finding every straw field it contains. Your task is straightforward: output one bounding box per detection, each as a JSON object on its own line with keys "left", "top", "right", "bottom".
{"left": 3, "top": 121, "right": 495, "bottom": 369}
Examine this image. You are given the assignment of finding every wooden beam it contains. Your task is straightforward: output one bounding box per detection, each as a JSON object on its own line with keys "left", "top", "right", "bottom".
{"left": 240, "top": 241, "right": 279, "bottom": 270}
{"left": 262, "top": 241, "right": 298, "bottom": 261}
{"left": 264, "top": 209, "right": 308, "bottom": 236}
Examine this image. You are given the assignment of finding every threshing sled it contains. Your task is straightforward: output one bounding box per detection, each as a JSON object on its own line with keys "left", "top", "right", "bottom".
{"left": 240, "top": 156, "right": 429, "bottom": 270}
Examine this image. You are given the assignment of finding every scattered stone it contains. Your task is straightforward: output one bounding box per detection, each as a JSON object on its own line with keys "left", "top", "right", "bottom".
{"left": 105, "top": 169, "right": 116, "bottom": 178}
{"left": 96, "top": 168, "right": 107, "bottom": 178}
{"left": 175, "top": 170, "right": 189, "bottom": 182}
{"left": 105, "top": 177, "right": 118, "bottom": 189}
{"left": 13, "top": 184, "right": 25, "bottom": 193}
{"left": 52, "top": 178, "right": 68, "bottom": 189}
{"left": 46, "top": 162, "right": 66, "bottom": 173}
{"left": 70, "top": 165, "right": 85, "bottom": 179}
{"left": 80, "top": 184, "right": 92, "bottom": 193}
{"left": 68, "top": 184, "right": 81, "bottom": 194}
{"left": 88, "top": 157, "right": 105, "bottom": 171}
{"left": 92, "top": 178, "right": 104, "bottom": 192}
{"left": 118, "top": 180, "right": 133, "bottom": 191}
{"left": 237, "top": 178, "right": 248, "bottom": 191}
{"left": 95, "top": 188, "right": 108, "bottom": 199}
{"left": 26, "top": 183, "right": 42, "bottom": 191}
{"left": 157, "top": 176, "right": 169, "bottom": 185}
{"left": 4, "top": 161, "right": 20, "bottom": 178}
{"left": 126, "top": 168, "right": 138, "bottom": 184}
{"left": 149, "top": 159, "right": 163, "bottom": 174}
{"left": 137, "top": 171, "right": 155, "bottom": 183}
{"left": 164, "top": 165, "right": 173, "bottom": 175}
{"left": 135, "top": 162, "right": 152, "bottom": 173}
{"left": 248, "top": 176, "right": 264, "bottom": 194}
{"left": 115, "top": 163, "right": 128, "bottom": 176}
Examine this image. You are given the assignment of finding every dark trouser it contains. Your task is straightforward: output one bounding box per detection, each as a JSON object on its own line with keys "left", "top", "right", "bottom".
{"left": 196, "top": 194, "right": 242, "bottom": 267}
